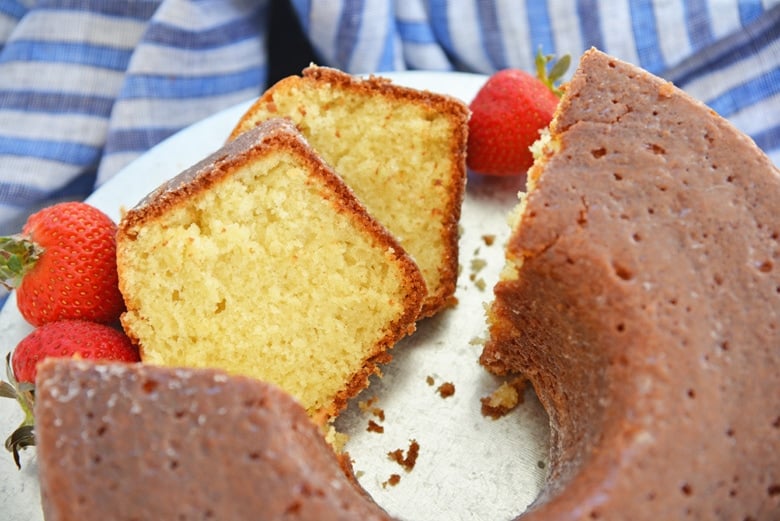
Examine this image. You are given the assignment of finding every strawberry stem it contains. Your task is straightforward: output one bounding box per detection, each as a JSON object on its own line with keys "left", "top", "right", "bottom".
{"left": 535, "top": 47, "right": 571, "bottom": 98}
{"left": 1, "top": 354, "right": 36, "bottom": 469}
{"left": 0, "top": 235, "right": 42, "bottom": 291}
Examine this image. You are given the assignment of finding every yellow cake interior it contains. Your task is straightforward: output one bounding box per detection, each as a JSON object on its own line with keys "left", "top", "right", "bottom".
{"left": 232, "top": 74, "right": 466, "bottom": 316}
{"left": 119, "top": 149, "right": 414, "bottom": 416}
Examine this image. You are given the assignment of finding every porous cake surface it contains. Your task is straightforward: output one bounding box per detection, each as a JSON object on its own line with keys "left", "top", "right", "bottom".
{"left": 230, "top": 66, "right": 469, "bottom": 318}
{"left": 482, "top": 49, "right": 780, "bottom": 519}
{"left": 117, "top": 118, "right": 425, "bottom": 419}
{"left": 35, "top": 359, "right": 394, "bottom": 521}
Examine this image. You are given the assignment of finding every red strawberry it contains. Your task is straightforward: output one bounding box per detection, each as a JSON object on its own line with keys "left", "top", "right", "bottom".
{"left": 0, "top": 201, "right": 125, "bottom": 327}
{"left": 467, "top": 50, "right": 569, "bottom": 176}
{"left": 1, "top": 320, "right": 139, "bottom": 468}
{"left": 12, "top": 319, "right": 139, "bottom": 383}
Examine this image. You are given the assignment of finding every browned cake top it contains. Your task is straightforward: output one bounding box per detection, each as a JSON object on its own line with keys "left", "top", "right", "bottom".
{"left": 35, "top": 359, "right": 394, "bottom": 521}
{"left": 483, "top": 48, "right": 780, "bottom": 520}
{"left": 302, "top": 64, "right": 471, "bottom": 117}
{"left": 121, "top": 119, "right": 318, "bottom": 232}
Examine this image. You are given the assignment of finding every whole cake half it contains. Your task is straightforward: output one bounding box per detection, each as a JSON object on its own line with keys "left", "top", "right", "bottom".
{"left": 482, "top": 49, "right": 780, "bottom": 519}
{"left": 117, "top": 118, "right": 426, "bottom": 420}
{"left": 35, "top": 359, "right": 395, "bottom": 521}
{"left": 229, "top": 66, "right": 469, "bottom": 318}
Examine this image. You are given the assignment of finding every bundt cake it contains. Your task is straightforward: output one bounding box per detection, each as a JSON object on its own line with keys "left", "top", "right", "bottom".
{"left": 34, "top": 359, "right": 395, "bottom": 521}
{"left": 30, "top": 51, "right": 779, "bottom": 521}
{"left": 116, "top": 118, "right": 426, "bottom": 420}
{"left": 482, "top": 48, "right": 780, "bottom": 520}
{"left": 229, "top": 66, "right": 469, "bottom": 318}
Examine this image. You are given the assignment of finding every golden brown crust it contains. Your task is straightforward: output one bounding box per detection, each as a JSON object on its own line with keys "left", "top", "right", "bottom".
{"left": 117, "top": 118, "right": 426, "bottom": 421}
{"left": 121, "top": 119, "right": 308, "bottom": 235}
{"left": 228, "top": 66, "right": 469, "bottom": 143}
{"left": 229, "top": 65, "right": 468, "bottom": 318}
{"left": 36, "top": 360, "right": 394, "bottom": 521}
{"left": 483, "top": 48, "right": 780, "bottom": 520}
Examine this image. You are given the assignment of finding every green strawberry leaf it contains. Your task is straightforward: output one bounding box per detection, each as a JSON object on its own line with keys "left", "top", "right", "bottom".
{"left": 549, "top": 54, "right": 571, "bottom": 84}
{"left": 5, "top": 425, "right": 34, "bottom": 469}
{"left": 1, "top": 353, "right": 36, "bottom": 469}
{"left": 0, "top": 380, "right": 17, "bottom": 399}
{"left": 0, "top": 235, "right": 43, "bottom": 290}
{"left": 535, "top": 47, "right": 571, "bottom": 98}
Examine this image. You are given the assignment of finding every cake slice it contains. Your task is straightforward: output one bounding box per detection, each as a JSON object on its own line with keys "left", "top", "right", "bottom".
{"left": 229, "top": 66, "right": 469, "bottom": 318}
{"left": 117, "top": 118, "right": 425, "bottom": 420}
{"left": 482, "top": 48, "right": 780, "bottom": 519}
{"left": 35, "top": 359, "right": 394, "bottom": 521}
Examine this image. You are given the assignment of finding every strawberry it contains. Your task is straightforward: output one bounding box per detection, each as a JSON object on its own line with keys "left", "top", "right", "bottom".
{"left": 11, "top": 319, "right": 140, "bottom": 383}
{"left": 467, "top": 50, "right": 569, "bottom": 176}
{"left": 1, "top": 320, "right": 140, "bottom": 468}
{"left": 0, "top": 201, "right": 125, "bottom": 327}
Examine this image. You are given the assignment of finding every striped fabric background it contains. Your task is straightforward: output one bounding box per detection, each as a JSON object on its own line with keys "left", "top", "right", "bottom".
{"left": 292, "top": 0, "right": 780, "bottom": 167}
{"left": 0, "top": 0, "right": 270, "bottom": 234}
{"left": 0, "top": 0, "right": 778, "bottom": 237}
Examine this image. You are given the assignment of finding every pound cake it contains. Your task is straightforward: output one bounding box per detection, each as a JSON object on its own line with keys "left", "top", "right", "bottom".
{"left": 482, "top": 48, "right": 780, "bottom": 520}
{"left": 116, "top": 118, "right": 426, "bottom": 420}
{"left": 229, "top": 66, "right": 469, "bottom": 318}
{"left": 35, "top": 359, "right": 395, "bottom": 521}
{"left": 34, "top": 51, "right": 779, "bottom": 521}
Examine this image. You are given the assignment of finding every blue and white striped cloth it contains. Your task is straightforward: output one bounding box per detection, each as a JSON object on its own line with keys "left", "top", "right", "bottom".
{"left": 1, "top": 0, "right": 778, "bottom": 235}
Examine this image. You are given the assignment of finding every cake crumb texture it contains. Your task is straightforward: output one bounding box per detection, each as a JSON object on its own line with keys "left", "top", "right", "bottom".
{"left": 480, "top": 378, "right": 526, "bottom": 419}
{"left": 483, "top": 48, "right": 780, "bottom": 520}
{"left": 388, "top": 439, "right": 420, "bottom": 473}
{"left": 230, "top": 66, "right": 469, "bottom": 317}
{"left": 117, "top": 119, "right": 425, "bottom": 420}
